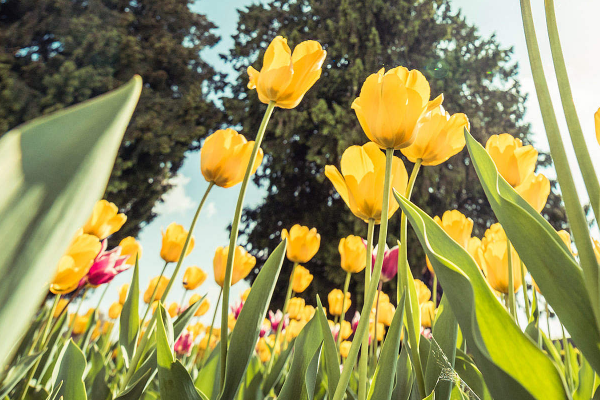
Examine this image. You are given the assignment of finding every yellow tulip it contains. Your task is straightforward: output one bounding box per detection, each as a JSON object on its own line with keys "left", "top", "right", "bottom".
{"left": 302, "top": 305, "right": 316, "bottom": 322}
{"left": 352, "top": 66, "right": 431, "bottom": 150}
{"left": 118, "top": 237, "right": 142, "bottom": 266}
{"left": 374, "top": 292, "right": 390, "bottom": 308}
{"left": 328, "top": 289, "right": 351, "bottom": 316}
{"left": 228, "top": 313, "right": 237, "bottom": 331}
{"left": 595, "top": 108, "right": 600, "bottom": 145}
{"left": 241, "top": 288, "right": 251, "bottom": 302}
{"left": 50, "top": 230, "right": 102, "bottom": 294}
{"left": 340, "top": 341, "right": 352, "bottom": 358}
{"left": 189, "top": 294, "right": 210, "bottom": 317}
{"left": 53, "top": 298, "right": 69, "bottom": 318}
{"left": 108, "top": 302, "right": 123, "bottom": 319}
{"left": 593, "top": 238, "right": 600, "bottom": 262}
{"left": 514, "top": 173, "right": 550, "bottom": 213}
{"left": 467, "top": 237, "right": 486, "bottom": 275}
{"left": 414, "top": 279, "right": 431, "bottom": 305}
{"left": 143, "top": 276, "right": 170, "bottom": 304}
{"left": 480, "top": 224, "right": 522, "bottom": 294}
{"left": 339, "top": 235, "right": 367, "bottom": 273}
{"left": 167, "top": 302, "right": 180, "bottom": 318}
{"left": 286, "top": 319, "right": 307, "bottom": 341}
{"left": 401, "top": 104, "right": 469, "bottom": 166}
{"left": 71, "top": 309, "right": 94, "bottom": 335}
{"left": 102, "top": 321, "right": 114, "bottom": 335}
{"left": 199, "top": 333, "right": 218, "bottom": 351}
{"left": 369, "top": 321, "right": 385, "bottom": 341}
{"left": 325, "top": 142, "right": 408, "bottom": 223}
{"left": 182, "top": 266, "right": 207, "bottom": 290}
{"left": 434, "top": 210, "right": 474, "bottom": 248}
{"left": 256, "top": 337, "right": 272, "bottom": 362}
{"left": 82, "top": 200, "right": 127, "bottom": 239}
{"left": 247, "top": 36, "right": 326, "bottom": 109}
{"left": 485, "top": 134, "right": 538, "bottom": 187}
{"left": 338, "top": 320, "right": 353, "bottom": 340}
{"left": 378, "top": 301, "right": 395, "bottom": 326}
{"left": 160, "top": 222, "right": 194, "bottom": 263}
{"left": 291, "top": 265, "right": 313, "bottom": 293}
{"left": 119, "top": 283, "right": 129, "bottom": 305}
{"left": 281, "top": 224, "right": 321, "bottom": 263}
{"left": 288, "top": 297, "right": 305, "bottom": 320}
{"left": 213, "top": 245, "right": 257, "bottom": 287}
{"left": 201, "top": 128, "right": 264, "bottom": 188}
{"left": 420, "top": 301, "right": 436, "bottom": 328}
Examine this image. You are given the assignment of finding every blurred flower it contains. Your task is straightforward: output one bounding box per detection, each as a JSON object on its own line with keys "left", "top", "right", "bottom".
{"left": 187, "top": 322, "right": 204, "bottom": 339}
{"left": 420, "top": 301, "right": 436, "bottom": 328}
{"left": 328, "top": 289, "right": 351, "bottom": 316}
{"left": 84, "top": 241, "right": 130, "bottom": 286}
{"left": 143, "top": 276, "right": 170, "bottom": 304}
{"left": 352, "top": 66, "right": 430, "bottom": 149}
{"left": 595, "top": 108, "right": 600, "bottom": 145}
{"left": 593, "top": 238, "right": 600, "bottom": 262}
{"left": 325, "top": 142, "right": 408, "bottom": 223}
{"left": 118, "top": 284, "right": 129, "bottom": 305}
{"left": 231, "top": 301, "right": 244, "bottom": 320}
{"left": 288, "top": 297, "right": 305, "bottom": 320}
{"left": 467, "top": 237, "right": 486, "bottom": 274}
{"left": 291, "top": 265, "right": 313, "bottom": 293}
{"left": 339, "top": 235, "right": 367, "bottom": 273}
{"left": 201, "top": 128, "right": 264, "bottom": 188}
{"left": 340, "top": 341, "right": 352, "bottom": 358}
{"left": 369, "top": 321, "right": 385, "bottom": 342}
{"left": 71, "top": 309, "right": 94, "bottom": 335}
{"left": 378, "top": 301, "right": 395, "bottom": 326}
{"left": 247, "top": 36, "right": 326, "bottom": 109}
{"left": 256, "top": 337, "right": 272, "bottom": 362}
{"left": 302, "top": 305, "right": 316, "bottom": 322}
{"left": 182, "top": 266, "right": 207, "bottom": 290}
{"left": 339, "top": 320, "right": 353, "bottom": 340}
{"left": 168, "top": 302, "right": 179, "bottom": 318}
{"left": 402, "top": 103, "right": 469, "bottom": 165}
{"left": 414, "top": 279, "right": 431, "bottom": 305}
{"left": 514, "top": 173, "right": 550, "bottom": 213}
{"left": 480, "top": 223, "right": 522, "bottom": 294}
{"left": 108, "top": 302, "right": 122, "bottom": 319}
{"left": 53, "top": 298, "right": 69, "bottom": 318}
{"left": 351, "top": 311, "right": 360, "bottom": 331}
{"left": 161, "top": 222, "right": 194, "bottom": 263}
{"left": 50, "top": 230, "right": 102, "bottom": 294}
{"left": 286, "top": 319, "right": 306, "bottom": 341}
{"left": 174, "top": 332, "right": 194, "bottom": 357}
{"left": 259, "top": 318, "right": 271, "bottom": 338}
{"left": 189, "top": 294, "right": 210, "bottom": 317}
{"left": 83, "top": 200, "right": 127, "bottom": 240}
{"left": 281, "top": 224, "right": 321, "bottom": 263}
{"left": 118, "top": 237, "right": 142, "bottom": 266}
{"left": 427, "top": 210, "right": 474, "bottom": 274}
{"left": 373, "top": 244, "right": 399, "bottom": 282}
{"left": 213, "top": 245, "right": 256, "bottom": 287}
{"left": 485, "top": 134, "right": 538, "bottom": 187}
{"left": 199, "top": 333, "right": 218, "bottom": 351}
{"left": 228, "top": 313, "right": 237, "bottom": 331}
{"left": 241, "top": 288, "right": 251, "bottom": 302}
{"left": 269, "top": 310, "right": 288, "bottom": 331}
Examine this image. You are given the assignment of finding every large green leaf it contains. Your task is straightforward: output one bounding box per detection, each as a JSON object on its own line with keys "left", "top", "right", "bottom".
{"left": 34, "top": 310, "right": 68, "bottom": 385}
{"left": 218, "top": 240, "right": 287, "bottom": 400}
{"left": 120, "top": 259, "right": 140, "bottom": 367}
{"left": 0, "top": 76, "right": 142, "bottom": 367}
{"left": 368, "top": 292, "right": 406, "bottom": 400}
{"left": 465, "top": 131, "right": 600, "bottom": 373}
{"left": 0, "top": 351, "right": 43, "bottom": 398}
{"left": 195, "top": 342, "right": 221, "bottom": 400}
{"left": 393, "top": 189, "right": 569, "bottom": 399}
{"left": 260, "top": 337, "right": 295, "bottom": 396}
{"left": 453, "top": 351, "right": 492, "bottom": 400}
{"left": 392, "top": 345, "right": 414, "bottom": 400}
{"left": 51, "top": 340, "right": 88, "bottom": 400}
{"left": 315, "top": 297, "right": 340, "bottom": 397}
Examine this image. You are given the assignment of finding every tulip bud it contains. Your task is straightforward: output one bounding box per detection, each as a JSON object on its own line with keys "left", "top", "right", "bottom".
{"left": 160, "top": 222, "right": 194, "bottom": 263}
{"left": 339, "top": 235, "right": 367, "bottom": 273}
{"left": 291, "top": 265, "right": 313, "bottom": 293}
{"left": 189, "top": 294, "right": 210, "bottom": 317}
{"left": 143, "top": 276, "right": 170, "bottom": 304}
{"left": 182, "top": 266, "right": 207, "bottom": 290}
{"left": 281, "top": 225, "right": 321, "bottom": 263}
{"left": 118, "top": 237, "right": 142, "bottom": 266}
{"left": 287, "top": 297, "right": 305, "bottom": 320}
{"left": 514, "top": 173, "right": 550, "bottom": 213}
{"left": 213, "top": 245, "right": 256, "bottom": 287}
{"left": 328, "top": 289, "right": 351, "bottom": 316}
{"left": 108, "top": 302, "right": 122, "bottom": 320}
{"left": 83, "top": 200, "right": 127, "bottom": 240}
{"left": 340, "top": 340, "right": 352, "bottom": 358}
{"left": 119, "top": 284, "right": 129, "bottom": 305}
{"left": 485, "top": 134, "right": 538, "bottom": 187}
{"left": 420, "top": 301, "right": 436, "bottom": 328}
{"left": 414, "top": 279, "right": 431, "bottom": 305}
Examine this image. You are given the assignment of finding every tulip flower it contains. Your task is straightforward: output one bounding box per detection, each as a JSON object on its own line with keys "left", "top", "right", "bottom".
{"left": 287, "top": 297, "right": 305, "bottom": 320}
{"left": 241, "top": 288, "right": 251, "bottom": 302}
{"left": 414, "top": 279, "right": 431, "bottom": 305}
{"left": 119, "top": 284, "right": 129, "bottom": 305}
{"left": 247, "top": 36, "right": 326, "bottom": 109}
{"left": 281, "top": 224, "right": 321, "bottom": 263}
{"left": 420, "top": 301, "right": 436, "bottom": 328}
{"left": 189, "top": 294, "right": 210, "bottom": 317}
{"left": 201, "top": 128, "right": 265, "bottom": 188}
{"left": 595, "top": 108, "right": 600, "bottom": 145}
{"left": 71, "top": 309, "right": 94, "bottom": 335}
{"left": 514, "top": 173, "right": 550, "bottom": 213}
{"left": 351, "top": 66, "right": 431, "bottom": 150}
{"left": 259, "top": 318, "right": 271, "bottom": 338}
{"left": 372, "top": 244, "right": 399, "bottom": 282}
{"left": 338, "top": 320, "right": 353, "bottom": 340}
{"left": 378, "top": 301, "right": 395, "bottom": 326}
{"left": 174, "top": 332, "right": 194, "bottom": 357}
{"left": 50, "top": 230, "right": 102, "bottom": 294}
{"left": 369, "top": 321, "right": 385, "bottom": 342}
{"left": 160, "top": 222, "right": 195, "bottom": 263}
{"left": 269, "top": 310, "right": 288, "bottom": 332}
{"left": 168, "top": 302, "right": 179, "bottom": 318}
{"left": 118, "top": 237, "right": 142, "bottom": 266}
{"left": 230, "top": 301, "right": 244, "bottom": 320}
{"left": 426, "top": 210, "right": 474, "bottom": 274}
{"left": 328, "top": 289, "right": 351, "bottom": 316}
{"left": 339, "top": 235, "right": 367, "bottom": 273}
{"left": 480, "top": 223, "right": 522, "bottom": 294}
{"left": 593, "top": 238, "right": 600, "bottom": 262}
{"left": 485, "top": 134, "right": 538, "bottom": 187}
{"left": 351, "top": 311, "right": 360, "bottom": 331}
{"left": 256, "top": 337, "right": 272, "bottom": 362}
{"left": 302, "top": 305, "right": 316, "bottom": 322}
{"left": 340, "top": 341, "right": 352, "bottom": 358}
{"left": 53, "top": 298, "right": 69, "bottom": 318}
{"left": 143, "top": 276, "right": 170, "bottom": 304}
{"left": 199, "top": 333, "right": 218, "bottom": 351}
{"left": 291, "top": 265, "right": 313, "bottom": 293}
{"left": 325, "top": 142, "right": 408, "bottom": 223}
{"left": 83, "top": 241, "right": 130, "bottom": 286}
{"left": 286, "top": 319, "right": 306, "bottom": 341}
{"left": 83, "top": 200, "right": 127, "bottom": 240}
{"left": 402, "top": 103, "right": 469, "bottom": 165}
{"left": 187, "top": 322, "right": 204, "bottom": 339}
{"left": 108, "top": 302, "right": 122, "bottom": 319}
{"left": 228, "top": 313, "right": 238, "bottom": 331}
{"left": 213, "top": 245, "right": 256, "bottom": 287}
{"left": 182, "top": 266, "right": 207, "bottom": 290}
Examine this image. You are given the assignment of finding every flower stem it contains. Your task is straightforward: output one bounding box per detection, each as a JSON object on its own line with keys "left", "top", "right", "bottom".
{"left": 200, "top": 288, "right": 222, "bottom": 368}
{"left": 370, "top": 281, "right": 383, "bottom": 368}
{"left": 336, "top": 271, "right": 352, "bottom": 352}
{"left": 220, "top": 101, "right": 275, "bottom": 388}
{"left": 179, "top": 289, "right": 188, "bottom": 315}
{"left": 266, "top": 261, "right": 297, "bottom": 374}
{"left": 507, "top": 240, "right": 516, "bottom": 319}
{"left": 520, "top": 260, "right": 529, "bottom": 319}
{"left": 66, "top": 288, "right": 88, "bottom": 339}
{"left": 82, "top": 283, "right": 111, "bottom": 353}
{"left": 432, "top": 274, "right": 438, "bottom": 307}
{"left": 140, "top": 261, "right": 169, "bottom": 328}
{"left": 358, "top": 218, "right": 375, "bottom": 400}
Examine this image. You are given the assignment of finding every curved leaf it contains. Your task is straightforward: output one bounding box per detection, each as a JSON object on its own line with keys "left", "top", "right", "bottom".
{"left": 315, "top": 296, "right": 340, "bottom": 397}
{"left": 51, "top": 340, "right": 88, "bottom": 400}
{"left": 120, "top": 258, "right": 140, "bottom": 367}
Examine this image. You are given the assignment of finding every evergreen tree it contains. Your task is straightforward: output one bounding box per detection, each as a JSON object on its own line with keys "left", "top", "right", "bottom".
{"left": 224, "top": 0, "right": 566, "bottom": 308}
{"left": 0, "top": 0, "right": 222, "bottom": 241}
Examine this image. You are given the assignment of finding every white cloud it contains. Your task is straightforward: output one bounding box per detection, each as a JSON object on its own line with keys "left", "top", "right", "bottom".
{"left": 206, "top": 202, "right": 217, "bottom": 219}
{"left": 153, "top": 174, "right": 195, "bottom": 215}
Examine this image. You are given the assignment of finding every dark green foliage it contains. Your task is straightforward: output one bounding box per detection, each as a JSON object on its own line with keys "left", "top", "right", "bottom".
{"left": 224, "top": 0, "right": 566, "bottom": 308}
{"left": 0, "top": 0, "right": 222, "bottom": 240}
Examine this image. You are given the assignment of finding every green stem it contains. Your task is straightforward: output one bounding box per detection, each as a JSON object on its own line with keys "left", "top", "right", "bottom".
{"left": 82, "top": 283, "right": 111, "bottom": 353}
{"left": 336, "top": 272, "right": 352, "bottom": 352}
{"left": 507, "top": 240, "right": 516, "bottom": 319}
{"left": 370, "top": 282, "right": 383, "bottom": 368}
{"left": 520, "top": 260, "right": 530, "bottom": 319}
{"left": 397, "top": 159, "right": 426, "bottom": 398}
{"left": 520, "top": 0, "right": 600, "bottom": 324}
{"left": 562, "top": 325, "right": 573, "bottom": 391}
{"left": 200, "top": 289, "right": 222, "bottom": 368}
{"left": 121, "top": 182, "right": 214, "bottom": 390}
{"left": 266, "top": 261, "right": 298, "bottom": 374}
{"left": 221, "top": 101, "right": 275, "bottom": 388}
{"left": 358, "top": 219, "right": 375, "bottom": 400}
{"left": 546, "top": 301, "right": 552, "bottom": 339}
{"left": 139, "top": 261, "right": 169, "bottom": 328}
{"left": 432, "top": 274, "right": 438, "bottom": 307}
{"left": 544, "top": 0, "right": 600, "bottom": 220}
{"left": 179, "top": 289, "right": 188, "bottom": 315}
{"left": 66, "top": 288, "right": 88, "bottom": 339}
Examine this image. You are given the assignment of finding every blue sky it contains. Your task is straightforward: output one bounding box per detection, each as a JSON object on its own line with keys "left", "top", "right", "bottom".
{"left": 84, "top": 0, "right": 600, "bottom": 328}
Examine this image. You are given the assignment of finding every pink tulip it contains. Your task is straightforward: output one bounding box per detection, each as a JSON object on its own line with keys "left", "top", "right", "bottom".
{"left": 231, "top": 301, "right": 244, "bottom": 319}
{"left": 174, "top": 332, "right": 194, "bottom": 356}
{"left": 269, "top": 310, "right": 288, "bottom": 332}
{"left": 83, "top": 240, "right": 130, "bottom": 286}
{"left": 351, "top": 311, "right": 360, "bottom": 332}
{"left": 372, "top": 244, "right": 399, "bottom": 282}
{"left": 259, "top": 319, "right": 271, "bottom": 338}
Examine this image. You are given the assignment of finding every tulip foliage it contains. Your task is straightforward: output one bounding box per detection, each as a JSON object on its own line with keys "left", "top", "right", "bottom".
{"left": 2, "top": 3, "right": 600, "bottom": 400}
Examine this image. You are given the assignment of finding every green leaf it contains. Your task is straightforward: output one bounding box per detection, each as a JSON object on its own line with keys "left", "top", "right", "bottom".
{"left": 89, "top": 366, "right": 111, "bottom": 400}
{"left": 453, "top": 351, "right": 492, "bottom": 400}
{"left": 120, "top": 258, "right": 140, "bottom": 367}
{"left": 218, "top": 240, "right": 287, "bottom": 400}
{"left": 0, "top": 76, "right": 142, "bottom": 368}
{"left": 51, "top": 339, "right": 88, "bottom": 400}
{"left": 0, "top": 351, "right": 44, "bottom": 398}
{"left": 315, "top": 296, "right": 340, "bottom": 397}
{"left": 261, "top": 337, "right": 295, "bottom": 396}
{"left": 425, "top": 295, "right": 458, "bottom": 400}
{"left": 11, "top": 307, "right": 48, "bottom": 363}
{"left": 34, "top": 310, "right": 68, "bottom": 385}
{"left": 195, "top": 342, "right": 221, "bottom": 400}
{"left": 465, "top": 131, "right": 600, "bottom": 373}
{"left": 393, "top": 189, "right": 569, "bottom": 399}
{"left": 305, "top": 344, "right": 323, "bottom": 400}
{"left": 574, "top": 355, "right": 595, "bottom": 400}
{"left": 368, "top": 292, "right": 406, "bottom": 400}
{"left": 278, "top": 316, "right": 324, "bottom": 400}
{"left": 392, "top": 345, "right": 414, "bottom": 400}
{"left": 84, "top": 346, "right": 105, "bottom": 391}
